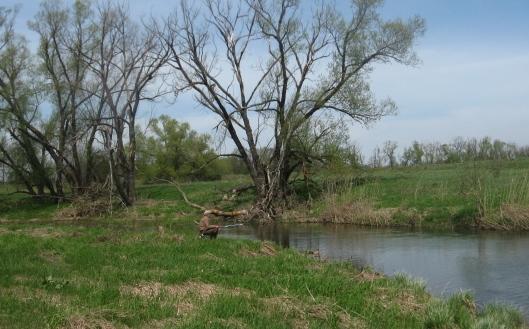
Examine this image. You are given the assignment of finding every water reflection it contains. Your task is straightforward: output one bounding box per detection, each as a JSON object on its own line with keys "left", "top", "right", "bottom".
{"left": 223, "top": 223, "right": 529, "bottom": 317}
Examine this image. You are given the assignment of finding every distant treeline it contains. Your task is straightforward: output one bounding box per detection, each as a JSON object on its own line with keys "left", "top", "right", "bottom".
{"left": 368, "top": 137, "right": 529, "bottom": 168}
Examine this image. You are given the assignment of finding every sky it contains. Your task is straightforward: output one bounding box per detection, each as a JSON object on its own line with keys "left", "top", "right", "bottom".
{"left": 4, "top": 0, "right": 529, "bottom": 157}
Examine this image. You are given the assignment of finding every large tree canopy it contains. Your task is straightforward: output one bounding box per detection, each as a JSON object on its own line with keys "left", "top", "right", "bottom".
{"left": 161, "top": 0, "right": 425, "bottom": 217}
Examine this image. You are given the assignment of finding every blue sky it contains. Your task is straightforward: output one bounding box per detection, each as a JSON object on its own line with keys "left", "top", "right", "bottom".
{"left": 4, "top": 0, "right": 529, "bottom": 156}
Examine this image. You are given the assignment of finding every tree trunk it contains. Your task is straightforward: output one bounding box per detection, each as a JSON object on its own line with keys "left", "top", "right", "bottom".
{"left": 127, "top": 116, "right": 136, "bottom": 205}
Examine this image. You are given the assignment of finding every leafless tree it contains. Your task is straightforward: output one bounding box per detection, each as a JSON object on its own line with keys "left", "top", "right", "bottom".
{"left": 88, "top": 2, "right": 170, "bottom": 205}
{"left": 1, "top": 2, "right": 168, "bottom": 205}
{"left": 161, "top": 0, "right": 425, "bottom": 217}
{"left": 0, "top": 6, "right": 58, "bottom": 196}
{"left": 382, "top": 140, "right": 398, "bottom": 167}
{"left": 29, "top": 0, "right": 99, "bottom": 195}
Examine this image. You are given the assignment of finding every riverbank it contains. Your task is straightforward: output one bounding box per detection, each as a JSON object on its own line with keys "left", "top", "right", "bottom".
{"left": 2, "top": 159, "right": 529, "bottom": 231}
{"left": 0, "top": 216, "right": 526, "bottom": 329}
{"left": 0, "top": 183, "right": 527, "bottom": 328}
{"left": 285, "top": 159, "right": 529, "bottom": 231}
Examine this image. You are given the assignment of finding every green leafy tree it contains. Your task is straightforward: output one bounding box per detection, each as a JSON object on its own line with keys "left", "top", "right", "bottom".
{"left": 137, "top": 116, "right": 224, "bottom": 182}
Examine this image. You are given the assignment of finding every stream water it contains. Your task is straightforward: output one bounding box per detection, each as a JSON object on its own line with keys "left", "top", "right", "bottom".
{"left": 222, "top": 223, "right": 529, "bottom": 317}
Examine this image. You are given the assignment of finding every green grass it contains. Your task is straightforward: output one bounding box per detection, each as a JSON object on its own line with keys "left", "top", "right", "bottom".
{"left": 306, "top": 158, "right": 529, "bottom": 229}
{"left": 0, "top": 217, "right": 524, "bottom": 328}
{"left": 0, "top": 176, "right": 526, "bottom": 328}
{"left": 0, "top": 177, "right": 253, "bottom": 222}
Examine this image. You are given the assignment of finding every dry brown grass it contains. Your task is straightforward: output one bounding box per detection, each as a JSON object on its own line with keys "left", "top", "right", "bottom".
{"left": 120, "top": 282, "right": 163, "bottom": 299}
{"left": 216, "top": 318, "right": 247, "bottom": 328}
{"left": 354, "top": 269, "right": 384, "bottom": 283}
{"left": 261, "top": 295, "right": 307, "bottom": 318}
{"left": 120, "top": 280, "right": 221, "bottom": 302}
{"left": 120, "top": 281, "right": 223, "bottom": 322}
{"left": 140, "top": 318, "right": 179, "bottom": 329}
{"left": 260, "top": 294, "right": 366, "bottom": 328}
{"left": 374, "top": 286, "right": 429, "bottom": 314}
{"left": 61, "top": 314, "right": 128, "bottom": 329}
{"left": 495, "top": 204, "right": 529, "bottom": 230}
{"left": 39, "top": 250, "right": 64, "bottom": 264}
{"left": 118, "top": 280, "right": 257, "bottom": 326}
{"left": 476, "top": 203, "right": 529, "bottom": 231}
{"left": 321, "top": 200, "right": 397, "bottom": 226}
{"left": 166, "top": 281, "right": 218, "bottom": 300}
{"left": 56, "top": 197, "right": 112, "bottom": 220}
{"left": 13, "top": 275, "right": 32, "bottom": 283}
{"left": 239, "top": 241, "right": 277, "bottom": 257}
{"left": 5, "top": 286, "right": 69, "bottom": 307}
{"left": 15, "top": 227, "right": 67, "bottom": 238}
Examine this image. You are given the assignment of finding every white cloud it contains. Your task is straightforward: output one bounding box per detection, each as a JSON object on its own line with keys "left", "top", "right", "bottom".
{"left": 352, "top": 46, "right": 529, "bottom": 156}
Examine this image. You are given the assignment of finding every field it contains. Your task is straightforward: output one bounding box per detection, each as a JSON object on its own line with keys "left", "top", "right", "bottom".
{"left": 0, "top": 175, "right": 527, "bottom": 328}
{"left": 300, "top": 158, "right": 529, "bottom": 230}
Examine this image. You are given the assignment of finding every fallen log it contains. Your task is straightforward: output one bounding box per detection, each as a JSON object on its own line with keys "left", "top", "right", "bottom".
{"left": 155, "top": 178, "right": 248, "bottom": 218}
{"left": 204, "top": 209, "right": 249, "bottom": 217}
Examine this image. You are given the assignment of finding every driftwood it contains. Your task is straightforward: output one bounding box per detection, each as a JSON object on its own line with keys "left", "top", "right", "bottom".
{"left": 203, "top": 209, "right": 248, "bottom": 217}
{"left": 155, "top": 178, "right": 248, "bottom": 218}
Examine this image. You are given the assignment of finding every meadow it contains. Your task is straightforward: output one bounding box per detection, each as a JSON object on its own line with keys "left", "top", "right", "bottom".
{"left": 299, "top": 158, "right": 529, "bottom": 230}
{"left": 1, "top": 169, "right": 528, "bottom": 328}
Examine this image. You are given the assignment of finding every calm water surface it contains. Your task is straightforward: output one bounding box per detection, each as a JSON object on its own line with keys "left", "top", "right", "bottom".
{"left": 222, "top": 223, "right": 529, "bottom": 316}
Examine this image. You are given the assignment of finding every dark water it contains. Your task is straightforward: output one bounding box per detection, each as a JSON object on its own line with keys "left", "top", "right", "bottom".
{"left": 222, "top": 223, "right": 529, "bottom": 316}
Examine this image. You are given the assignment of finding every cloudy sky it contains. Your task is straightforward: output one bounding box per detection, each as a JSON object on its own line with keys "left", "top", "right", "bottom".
{"left": 4, "top": 0, "right": 529, "bottom": 156}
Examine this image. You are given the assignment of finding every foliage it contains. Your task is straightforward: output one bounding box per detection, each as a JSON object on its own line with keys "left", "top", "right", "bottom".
{"left": 136, "top": 115, "right": 225, "bottom": 182}
{"left": 399, "top": 137, "right": 521, "bottom": 167}
{"left": 288, "top": 118, "right": 363, "bottom": 176}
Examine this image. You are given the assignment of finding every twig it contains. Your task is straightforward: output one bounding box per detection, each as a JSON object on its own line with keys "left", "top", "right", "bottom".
{"left": 306, "top": 284, "right": 316, "bottom": 302}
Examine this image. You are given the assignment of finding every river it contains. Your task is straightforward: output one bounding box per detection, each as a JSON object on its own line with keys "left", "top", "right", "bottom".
{"left": 222, "top": 223, "right": 529, "bottom": 317}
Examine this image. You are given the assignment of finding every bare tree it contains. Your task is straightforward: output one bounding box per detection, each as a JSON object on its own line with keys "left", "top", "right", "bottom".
{"left": 88, "top": 2, "right": 169, "bottom": 205}
{"left": 369, "top": 146, "right": 382, "bottom": 168}
{"left": 29, "top": 0, "right": 98, "bottom": 195}
{"left": 382, "top": 140, "right": 398, "bottom": 167}
{"left": 161, "top": 0, "right": 424, "bottom": 217}
{"left": 1, "top": 2, "right": 168, "bottom": 205}
{"left": 0, "top": 6, "right": 59, "bottom": 197}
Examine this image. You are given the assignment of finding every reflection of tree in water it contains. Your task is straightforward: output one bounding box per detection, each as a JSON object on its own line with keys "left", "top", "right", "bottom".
{"left": 253, "top": 223, "right": 290, "bottom": 248}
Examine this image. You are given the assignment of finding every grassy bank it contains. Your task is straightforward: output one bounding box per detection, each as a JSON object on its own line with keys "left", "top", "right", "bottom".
{"left": 0, "top": 180, "right": 527, "bottom": 328}
{"left": 0, "top": 219, "right": 525, "bottom": 328}
{"left": 1, "top": 159, "right": 528, "bottom": 230}
{"left": 291, "top": 158, "right": 529, "bottom": 230}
